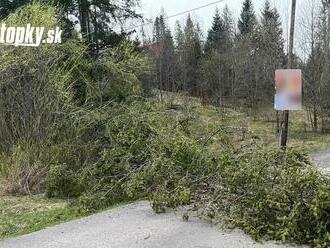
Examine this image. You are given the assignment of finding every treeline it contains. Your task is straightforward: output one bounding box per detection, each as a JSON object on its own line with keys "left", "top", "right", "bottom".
{"left": 144, "top": 0, "right": 284, "bottom": 108}
{"left": 144, "top": 0, "right": 330, "bottom": 131}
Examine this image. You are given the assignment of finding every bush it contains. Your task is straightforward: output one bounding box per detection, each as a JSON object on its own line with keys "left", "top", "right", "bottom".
{"left": 0, "top": 3, "right": 149, "bottom": 195}
{"left": 0, "top": 2, "right": 86, "bottom": 194}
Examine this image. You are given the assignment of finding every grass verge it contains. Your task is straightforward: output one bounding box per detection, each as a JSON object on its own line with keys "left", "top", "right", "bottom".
{"left": 0, "top": 195, "right": 81, "bottom": 240}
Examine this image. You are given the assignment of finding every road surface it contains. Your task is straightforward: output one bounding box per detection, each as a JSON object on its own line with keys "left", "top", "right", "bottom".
{"left": 312, "top": 150, "right": 330, "bottom": 174}
{"left": 0, "top": 201, "right": 298, "bottom": 248}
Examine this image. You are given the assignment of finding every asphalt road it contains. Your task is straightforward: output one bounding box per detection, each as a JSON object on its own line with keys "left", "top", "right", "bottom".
{"left": 0, "top": 201, "right": 297, "bottom": 248}
{"left": 312, "top": 150, "right": 330, "bottom": 174}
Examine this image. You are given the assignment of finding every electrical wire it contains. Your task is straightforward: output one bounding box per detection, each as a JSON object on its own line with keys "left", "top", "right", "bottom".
{"left": 126, "top": 0, "right": 226, "bottom": 32}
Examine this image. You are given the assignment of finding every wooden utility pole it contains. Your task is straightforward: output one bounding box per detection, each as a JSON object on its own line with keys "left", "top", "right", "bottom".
{"left": 280, "top": 0, "right": 297, "bottom": 148}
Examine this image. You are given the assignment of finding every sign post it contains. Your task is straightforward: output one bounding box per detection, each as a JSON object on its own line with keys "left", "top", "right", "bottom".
{"left": 279, "top": 0, "right": 297, "bottom": 148}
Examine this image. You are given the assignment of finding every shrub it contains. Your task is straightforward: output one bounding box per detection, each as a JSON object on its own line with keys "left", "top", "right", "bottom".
{"left": 0, "top": 2, "right": 85, "bottom": 193}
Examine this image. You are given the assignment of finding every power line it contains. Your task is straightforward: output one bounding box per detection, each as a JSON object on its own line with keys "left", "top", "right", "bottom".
{"left": 126, "top": 0, "right": 226, "bottom": 32}
{"left": 164, "top": 0, "right": 226, "bottom": 20}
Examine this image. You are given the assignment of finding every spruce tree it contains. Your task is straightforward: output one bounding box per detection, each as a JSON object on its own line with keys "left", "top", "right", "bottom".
{"left": 205, "top": 6, "right": 234, "bottom": 53}
{"left": 238, "top": 0, "right": 257, "bottom": 35}
{"left": 234, "top": 0, "right": 259, "bottom": 109}
{"left": 205, "top": 8, "right": 225, "bottom": 52}
{"left": 183, "top": 14, "right": 202, "bottom": 95}
{"left": 222, "top": 5, "right": 234, "bottom": 44}
{"left": 258, "top": 1, "right": 285, "bottom": 103}
{"left": 152, "top": 14, "right": 176, "bottom": 92}
{"left": 202, "top": 6, "right": 235, "bottom": 104}
{"left": 174, "top": 22, "right": 186, "bottom": 91}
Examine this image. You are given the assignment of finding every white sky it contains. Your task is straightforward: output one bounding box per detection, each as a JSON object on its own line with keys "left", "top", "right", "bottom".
{"left": 135, "top": 0, "right": 315, "bottom": 56}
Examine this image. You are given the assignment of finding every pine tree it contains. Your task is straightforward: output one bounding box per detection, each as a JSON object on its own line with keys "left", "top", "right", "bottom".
{"left": 257, "top": 1, "right": 285, "bottom": 103}
{"left": 222, "top": 5, "right": 234, "bottom": 43}
{"left": 202, "top": 6, "right": 235, "bottom": 104}
{"left": 174, "top": 22, "right": 186, "bottom": 91}
{"left": 205, "top": 8, "right": 225, "bottom": 52}
{"left": 152, "top": 14, "right": 176, "bottom": 92}
{"left": 238, "top": 0, "right": 257, "bottom": 35}
{"left": 182, "top": 14, "right": 202, "bottom": 95}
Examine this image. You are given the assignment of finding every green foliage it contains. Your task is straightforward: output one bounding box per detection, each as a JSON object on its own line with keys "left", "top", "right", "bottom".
{"left": 0, "top": 0, "right": 141, "bottom": 49}
{"left": 66, "top": 40, "right": 150, "bottom": 105}
{"left": 0, "top": 2, "right": 149, "bottom": 195}
{"left": 0, "top": 2, "right": 84, "bottom": 150}
{"left": 238, "top": 0, "right": 257, "bottom": 35}
{"left": 0, "top": 0, "right": 30, "bottom": 19}
{"left": 203, "top": 149, "right": 330, "bottom": 246}
{"left": 46, "top": 163, "right": 85, "bottom": 198}
{"left": 44, "top": 99, "right": 219, "bottom": 211}
{"left": 205, "top": 7, "right": 233, "bottom": 53}
{"left": 190, "top": 149, "right": 328, "bottom": 247}
{"left": 85, "top": 41, "right": 148, "bottom": 103}
{"left": 0, "top": 2, "right": 86, "bottom": 194}
{"left": 44, "top": 93, "right": 330, "bottom": 246}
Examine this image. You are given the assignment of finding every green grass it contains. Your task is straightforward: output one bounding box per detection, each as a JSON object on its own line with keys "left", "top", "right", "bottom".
{"left": 0, "top": 195, "right": 81, "bottom": 240}
{"left": 248, "top": 110, "right": 330, "bottom": 153}
{"left": 0, "top": 194, "right": 137, "bottom": 240}
{"left": 161, "top": 93, "right": 330, "bottom": 153}
{"left": 174, "top": 97, "right": 330, "bottom": 153}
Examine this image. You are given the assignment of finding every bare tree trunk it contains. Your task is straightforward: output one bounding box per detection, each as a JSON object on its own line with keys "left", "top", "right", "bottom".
{"left": 313, "top": 106, "right": 318, "bottom": 131}
{"left": 79, "top": 0, "right": 90, "bottom": 42}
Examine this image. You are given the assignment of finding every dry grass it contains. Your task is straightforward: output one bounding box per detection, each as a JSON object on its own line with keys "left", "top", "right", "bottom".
{"left": 248, "top": 110, "right": 330, "bottom": 153}
{"left": 158, "top": 92, "right": 330, "bottom": 153}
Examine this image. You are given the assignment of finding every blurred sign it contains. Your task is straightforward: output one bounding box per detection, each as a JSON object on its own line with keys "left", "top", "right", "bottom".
{"left": 275, "top": 69, "right": 302, "bottom": 111}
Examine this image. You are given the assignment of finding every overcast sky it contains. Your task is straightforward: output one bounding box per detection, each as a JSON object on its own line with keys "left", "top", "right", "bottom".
{"left": 135, "top": 0, "right": 314, "bottom": 56}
